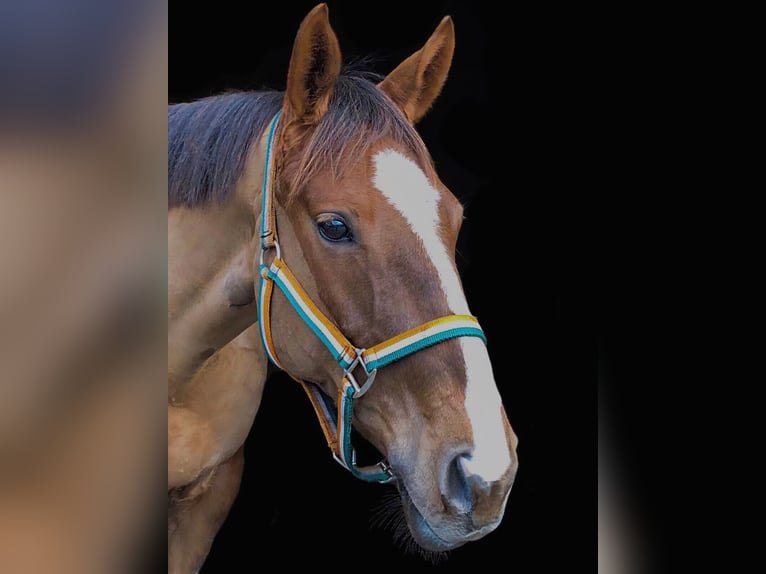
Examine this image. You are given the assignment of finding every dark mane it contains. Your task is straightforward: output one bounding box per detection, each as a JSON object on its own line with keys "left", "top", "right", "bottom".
{"left": 168, "top": 68, "right": 430, "bottom": 209}
{"left": 168, "top": 90, "right": 283, "bottom": 208}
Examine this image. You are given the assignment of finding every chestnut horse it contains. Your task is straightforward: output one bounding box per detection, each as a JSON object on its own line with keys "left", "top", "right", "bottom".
{"left": 168, "top": 4, "right": 518, "bottom": 571}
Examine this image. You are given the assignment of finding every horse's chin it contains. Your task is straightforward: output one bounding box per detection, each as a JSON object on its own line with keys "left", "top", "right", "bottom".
{"left": 397, "top": 481, "right": 466, "bottom": 552}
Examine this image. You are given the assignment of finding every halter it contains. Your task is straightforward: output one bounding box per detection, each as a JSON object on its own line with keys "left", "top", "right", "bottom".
{"left": 257, "top": 111, "right": 488, "bottom": 482}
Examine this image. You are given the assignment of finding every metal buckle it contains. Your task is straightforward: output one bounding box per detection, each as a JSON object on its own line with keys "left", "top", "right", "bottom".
{"left": 377, "top": 459, "right": 395, "bottom": 482}
{"left": 343, "top": 348, "right": 377, "bottom": 398}
{"left": 332, "top": 451, "right": 395, "bottom": 482}
{"left": 258, "top": 240, "right": 282, "bottom": 267}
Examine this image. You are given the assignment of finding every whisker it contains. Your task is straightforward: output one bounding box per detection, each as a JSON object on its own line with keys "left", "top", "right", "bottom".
{"left": 369, "top": 487, "right": 402, "bottom": 531}
{"left": 369, "top": 486, "right": 450, "bottom": 565}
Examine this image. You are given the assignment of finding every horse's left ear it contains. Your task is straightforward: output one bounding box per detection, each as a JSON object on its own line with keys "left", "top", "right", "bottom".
{"left": 378, "top": 16, "right": 455, "bottom": 124}
{"left": 284, "top": 3, "right": 342, "bottom": 125}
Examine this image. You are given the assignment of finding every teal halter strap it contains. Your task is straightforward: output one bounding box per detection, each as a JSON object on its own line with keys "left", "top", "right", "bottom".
{"left": 256, "top": 111, "right": 487, "bottom": 483}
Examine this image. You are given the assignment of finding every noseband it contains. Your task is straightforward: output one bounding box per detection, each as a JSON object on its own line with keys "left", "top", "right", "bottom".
{"left": 257, "top": 111, "right": 487, "bottom": 482}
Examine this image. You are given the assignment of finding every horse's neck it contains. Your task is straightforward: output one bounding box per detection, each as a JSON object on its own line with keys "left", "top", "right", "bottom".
{"left": 168, "top": 140, "right": 269, "bottom": 393}
{"left": 167, "top": 126, "right": 335, "bottom": 396}
{"left": 168, "top": 203, "right": 259, "bottom": 391}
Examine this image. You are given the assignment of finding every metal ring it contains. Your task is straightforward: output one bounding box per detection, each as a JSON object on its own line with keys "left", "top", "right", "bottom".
{"left": 258, "top": 240, "right": 282, "bottom": 267}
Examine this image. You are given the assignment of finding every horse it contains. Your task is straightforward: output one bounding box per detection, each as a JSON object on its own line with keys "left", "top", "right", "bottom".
{"left": 167, "top": 4, "right": 518, "bottom": 571}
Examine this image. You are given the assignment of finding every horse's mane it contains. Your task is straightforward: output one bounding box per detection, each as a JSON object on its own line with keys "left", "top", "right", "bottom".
{"left": 168, "top": 90, "right": 282, "bottom": 208}
{"left": 168, "top": 67, "right": 431, "bottom": 209}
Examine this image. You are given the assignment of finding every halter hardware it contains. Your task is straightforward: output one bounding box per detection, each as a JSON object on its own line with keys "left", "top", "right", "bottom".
{"left": 343, "top": 350, "right": 377, "bottom": 398}
{"left": 258, "top": 239, "right": 281, "bottom": 267}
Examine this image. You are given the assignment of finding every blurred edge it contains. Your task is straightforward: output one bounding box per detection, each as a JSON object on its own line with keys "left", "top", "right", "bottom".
{"left": 0, "top": 1, "right": 167, "bottom": 573}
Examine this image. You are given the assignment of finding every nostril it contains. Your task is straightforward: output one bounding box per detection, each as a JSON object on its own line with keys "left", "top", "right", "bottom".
{"left": 442, "top": 452, "right": 473, "bottom": 513}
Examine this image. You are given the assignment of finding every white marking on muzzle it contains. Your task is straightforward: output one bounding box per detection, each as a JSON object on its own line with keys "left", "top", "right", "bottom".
{"left": 372, "top": 149, "right": 511, "bottom": 484}
{"left": 460, "top": 337, "right": 511, "bottom": 483}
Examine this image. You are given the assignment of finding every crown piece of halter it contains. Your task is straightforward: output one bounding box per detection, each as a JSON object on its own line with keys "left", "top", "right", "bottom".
{"left": 257, "top": 111, "right": 487, "bottom": 483}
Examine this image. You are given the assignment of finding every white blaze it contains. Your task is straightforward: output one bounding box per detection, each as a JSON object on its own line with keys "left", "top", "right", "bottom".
{"left": 372, "top": 149, "right": 511, "bottom": 483}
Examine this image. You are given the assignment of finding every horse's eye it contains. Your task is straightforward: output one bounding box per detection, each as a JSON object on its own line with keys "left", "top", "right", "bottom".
{"left": 317, "top": 215, "right": 352, "bottom": 242}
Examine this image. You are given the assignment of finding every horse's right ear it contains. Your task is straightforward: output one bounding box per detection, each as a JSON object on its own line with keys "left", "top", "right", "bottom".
{"left": 283, "top": 4, "right": 342, "bottom": 125}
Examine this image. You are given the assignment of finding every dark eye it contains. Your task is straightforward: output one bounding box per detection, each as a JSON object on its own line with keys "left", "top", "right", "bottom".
{"left": 316, "top": 215, "right": 352, "bottom": 242}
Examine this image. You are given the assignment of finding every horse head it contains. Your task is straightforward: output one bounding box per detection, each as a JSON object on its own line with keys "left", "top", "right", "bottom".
{"left": 257, "top": 4, "right": 519, "bottom": 553}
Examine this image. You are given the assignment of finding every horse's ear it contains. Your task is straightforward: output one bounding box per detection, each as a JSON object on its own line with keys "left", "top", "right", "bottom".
{"left": 378, "top": 16, "right": 455, "bottom": 124}
{"left": 284, "top": 3, "right": 342, "bottom": 125}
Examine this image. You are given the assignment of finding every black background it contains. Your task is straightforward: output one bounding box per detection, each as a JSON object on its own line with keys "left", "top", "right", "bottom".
{"left": 170, "top": 1, "right": 604, "bottom": 571}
